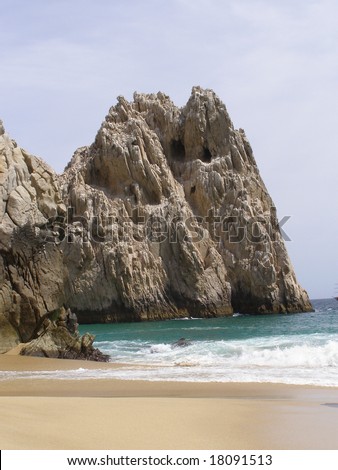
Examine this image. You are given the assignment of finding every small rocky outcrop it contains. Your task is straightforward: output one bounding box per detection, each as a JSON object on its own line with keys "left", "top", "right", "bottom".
{"left": 0, "top": 88, "right": 313, "bottom": 354}
{"left": 20, "top": 307, "right": 108, "bottom": 361}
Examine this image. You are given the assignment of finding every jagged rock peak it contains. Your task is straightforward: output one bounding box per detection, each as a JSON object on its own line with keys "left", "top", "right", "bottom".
{"left": 59, "top": 86, "right": 312, "bottom": 320}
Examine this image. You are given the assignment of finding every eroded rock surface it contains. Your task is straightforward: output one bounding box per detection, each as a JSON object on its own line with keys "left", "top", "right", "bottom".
{"left": 20, "top": 307, "right": 108, "bottom": 361}
{"left": 0, "top": 122, "right": 67, "bottom": 352}
{"left": 0, "top": 88, "right": 313, "bottom": 353}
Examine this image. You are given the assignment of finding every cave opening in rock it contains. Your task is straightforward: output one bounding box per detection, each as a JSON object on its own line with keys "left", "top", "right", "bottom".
{"left": 190, "top": 185, "right": 196, "bottom": 195}
{"left": 201, "top": 146, "right": 212, "bottom": 163}
{"left": 170, "top": 139, "right": 186, "bottom": 161}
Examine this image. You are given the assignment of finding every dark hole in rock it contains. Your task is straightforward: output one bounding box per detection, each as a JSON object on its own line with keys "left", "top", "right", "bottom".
{"left": 190, "top": 185, "right": 196, "bottom": 195}
{"left": 170, "top": 139, "right": 186, "bottom": 161}
{"left": 201, "top": 147, "right": 212, "bottom": 163}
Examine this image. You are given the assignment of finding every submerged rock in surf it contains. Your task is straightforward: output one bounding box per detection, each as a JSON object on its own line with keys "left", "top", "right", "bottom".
{"left": 172, "top": 338, "right": 192, "bottom": 348}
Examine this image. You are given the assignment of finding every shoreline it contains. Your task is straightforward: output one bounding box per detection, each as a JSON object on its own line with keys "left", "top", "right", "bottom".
{"left": 1, "top": 354, "right": 338, "bottom": 450}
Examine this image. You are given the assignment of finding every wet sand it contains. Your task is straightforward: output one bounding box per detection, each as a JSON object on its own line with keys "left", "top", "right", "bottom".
{"left": 1, "top": 354, "right": 338, "bottom": 449}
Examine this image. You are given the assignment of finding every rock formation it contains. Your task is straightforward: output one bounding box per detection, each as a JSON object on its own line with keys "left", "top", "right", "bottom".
{"left": 20, "top": 307, "right": 108, "bottom": 361}
{"left": 0, "top": 88, "right": 313, "bottom": 354}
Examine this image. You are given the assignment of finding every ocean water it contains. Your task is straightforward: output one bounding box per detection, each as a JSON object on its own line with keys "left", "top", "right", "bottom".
{"left": 79, "top": 298, "right": 338, "bottom": 386}
{"left": 2, "top": 299, "right": 338, "bottom": 386}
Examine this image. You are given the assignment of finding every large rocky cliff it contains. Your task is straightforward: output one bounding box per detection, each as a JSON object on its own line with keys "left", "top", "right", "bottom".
{"left": 0, "top": 87, "right": 312, "bottom": 353}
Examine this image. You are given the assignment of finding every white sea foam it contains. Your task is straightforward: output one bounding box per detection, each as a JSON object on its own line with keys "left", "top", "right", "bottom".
{"left": 172, "top": 317, "right": 203, "bottom": 321}
{"left": 85, "top": 334, "right": 338, "bottom": 386}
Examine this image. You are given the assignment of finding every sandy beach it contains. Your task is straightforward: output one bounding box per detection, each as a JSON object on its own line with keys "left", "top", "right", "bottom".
{"left": 1, "top": 354, "right": 338, "bottom": 450}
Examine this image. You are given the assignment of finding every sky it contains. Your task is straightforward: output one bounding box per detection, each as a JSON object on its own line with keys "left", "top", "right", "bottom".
{"left": 0, "top": 0, "right": 337, "bottom": 299}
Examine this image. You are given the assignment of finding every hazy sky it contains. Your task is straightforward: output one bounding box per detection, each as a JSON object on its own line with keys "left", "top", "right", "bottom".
{"left": 1, "top": 0, "right": 337, "bottom": 299}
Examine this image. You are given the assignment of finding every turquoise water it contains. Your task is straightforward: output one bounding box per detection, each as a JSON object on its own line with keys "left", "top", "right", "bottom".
{"left": 76, "top": 298, "right": 338, "bottom": 386}
{"left": 82, "top": 299, "right": 336, "bottom": 345}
